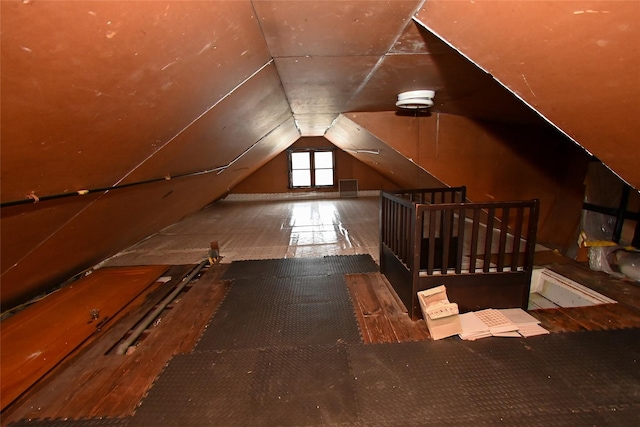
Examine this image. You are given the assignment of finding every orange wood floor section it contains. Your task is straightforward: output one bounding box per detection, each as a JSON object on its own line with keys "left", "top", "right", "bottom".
{"left": 3, "top": 193, "right": 640, "bottom": 424}
{"left": 2, "top": 264, "right": 231, "bottom": 425}
{"left": 348, "top": 267, "right": 640, "bottom": 342}
{"left": 3, "top": 258, "right": 640, "bottom": 424}
{"left": 0, "top": 265, "right": 169, "bottom": 411}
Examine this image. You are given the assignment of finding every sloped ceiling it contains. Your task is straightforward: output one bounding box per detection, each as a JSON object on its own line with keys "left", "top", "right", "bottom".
{"left": 1, "top": 0, "right": 638, "bottom": 310}
{"left": 418, "top": 0, "right": 640, "bottom": 189}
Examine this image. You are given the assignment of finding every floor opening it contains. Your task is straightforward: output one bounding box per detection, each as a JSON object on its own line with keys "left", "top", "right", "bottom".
{"left": 528, "top": 268, "right": 617, "bottom": 309}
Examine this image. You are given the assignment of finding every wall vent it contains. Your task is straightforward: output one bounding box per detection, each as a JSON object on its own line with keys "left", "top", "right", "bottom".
{"left": 339, "top": 179, "right": 358, "bottom": 197}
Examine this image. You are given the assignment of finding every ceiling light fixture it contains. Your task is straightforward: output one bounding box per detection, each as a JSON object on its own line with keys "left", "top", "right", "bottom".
{"left": 396, "top": 90, "right": 435, "bottom": 110}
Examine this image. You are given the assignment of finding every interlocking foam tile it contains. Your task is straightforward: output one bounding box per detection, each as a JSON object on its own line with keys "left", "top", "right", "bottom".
{"left": 132, "top": 345, "right": 358, "bottom": 427}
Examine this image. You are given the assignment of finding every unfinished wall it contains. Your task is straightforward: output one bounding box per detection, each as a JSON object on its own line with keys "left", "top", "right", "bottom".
{"left": 346, "top": 112, "right": 591, "bottom": 251}
{"left": 231, "top": 137, "right": 401, "bottom": 194}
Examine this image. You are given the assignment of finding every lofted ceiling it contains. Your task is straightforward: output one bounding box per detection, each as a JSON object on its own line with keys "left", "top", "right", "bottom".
{"left": 1, "top": 0, "right": 639, "bottom": 310}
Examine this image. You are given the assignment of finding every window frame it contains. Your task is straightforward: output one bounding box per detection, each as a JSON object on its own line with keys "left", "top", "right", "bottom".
{"left": 287, "top": 147, "right": 336, "bottom": 189}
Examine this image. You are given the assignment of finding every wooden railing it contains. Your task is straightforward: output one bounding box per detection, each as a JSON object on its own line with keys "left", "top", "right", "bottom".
{"left": 416, "top": 200, "right": 539, "bottom": 275}
{"left": 380, "top": 188, "right": 467, "bottom": 269}
{"left": 393, "top": 186, "right": 467, "bottom": 204}
{"left": 380, "top": 192, "right": 416, "bottom": 269}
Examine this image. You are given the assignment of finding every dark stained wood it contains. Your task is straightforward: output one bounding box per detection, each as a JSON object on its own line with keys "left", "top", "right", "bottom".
{"left": 533, "top": 250, "right": 572, "bottom": 266}
{"left": 528, "top": 308, "right": 588, "bottom": 333}
{"left": 364, "top": 314, "right": 397, "bottom": 343}
{"left": 346, "top": 273, "right": 433, "bottom": 343}
{"left": 382, "top": 190, "right": 539, "bottom": 319}
{"left": 531, "top": 303, "right": 640, "bottom": 334}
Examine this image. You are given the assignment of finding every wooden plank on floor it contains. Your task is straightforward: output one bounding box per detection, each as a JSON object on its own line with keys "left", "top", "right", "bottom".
{"left": 87, "top": 273, "right": 231, "bottom": 417}
{"left": 551, "top": 304, "right": 640, "bottom": 332}
{"left": 346, "top": 274, "right": 383, "bottom": 315}
{"left": 0, "top": 265, "right": 168, "bottom": 411}
{"left": 345, "top": 278, "right": 372, "bottom": 344}
{"left": 346, "top": 273, "right": 430, "bottom": 344}
{"left": 368, "top": 274, "right": 406, "bottom": 318}
{"left": 0, "top": 265, "right": 227, "bottom": 423}
{"left": 388, "top": 316, "right": 431, "bottom": 342}
{"left": 0, "top": 266, "right": 190, "bottom": 424}
{"left": 529, "top": 308, "right": 588, "bottom": 333}
{"left": 363, "top": 314, "right": 397, "bottom": 343}
{"left": 559, "top": 305, "right": 619, "bottom": 331}
{"left": 599, "top": 302, "right": 640, "bottom": 328}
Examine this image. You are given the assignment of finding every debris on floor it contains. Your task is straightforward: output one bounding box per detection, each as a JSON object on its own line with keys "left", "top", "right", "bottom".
{"left": 417, "top": 286, "right": 462, "bottom": 340}
{"left": 418, "top": 286, "right": 549, "bottom": 341}
{"left": 459, "top": 308, "right": 548, "bottom": 340}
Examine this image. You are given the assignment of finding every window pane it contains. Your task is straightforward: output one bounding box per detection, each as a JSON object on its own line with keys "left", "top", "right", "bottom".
{"left": 315, "top": 168, "right": 334, "bottom": 186}
{"left": 291, "top": 152, "right": 310, "bottom": 169}
{"left": 314, "top": 151, "right": 333, "bottom": 169}
{"left": 292, "top": 169, "right": 311, "bottom": 187}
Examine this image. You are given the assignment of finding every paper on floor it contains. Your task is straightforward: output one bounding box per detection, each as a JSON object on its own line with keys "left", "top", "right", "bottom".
{"left": 458, "top": 308, "right": 548, "bottom": 340}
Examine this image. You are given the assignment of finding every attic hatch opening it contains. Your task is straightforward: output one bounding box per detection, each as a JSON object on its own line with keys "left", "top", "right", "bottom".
{"left": 528, "top": 268, "right": 616, "bottom": 309}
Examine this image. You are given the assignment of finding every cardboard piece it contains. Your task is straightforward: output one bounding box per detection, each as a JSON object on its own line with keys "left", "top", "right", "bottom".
{"left": 418, "top": 286, "right": 461, "bottom": 340}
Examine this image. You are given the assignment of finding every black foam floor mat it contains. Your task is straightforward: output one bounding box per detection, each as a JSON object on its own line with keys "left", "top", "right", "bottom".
{"left": 274, "top": 257, "right": 329, "bottom": 277}
{"left": 222, "top": 255, "right": 378, "bottom": 281}
{"left": 347, "top": 329, "right": 640, "bottom": 426}
{"left": 195, "top": 275, "right": 361, "bottom": 350}
{"left": 132, "top": 345, "right": 357, "bottom": 427}
{"left": 12, "top": 257, "right": 640, "bottom": 427}
{"left": 324, "top": 254, "right": 379, "bottom": 275}
{"left": 221, "top": 258, "right": 282, "bottom": 280}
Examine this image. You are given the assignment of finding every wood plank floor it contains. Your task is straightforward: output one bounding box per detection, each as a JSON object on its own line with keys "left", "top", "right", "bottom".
{"left": 3, "top": 197, "right": 640, "bottom": 424}
{"left": 2, "top": 264, "right": 230, "bottom": 425}
{"left": 346, "top": 272, "right": 431, "bottom": 342}
{"left": 4, "top": 260, "right": 640, "bottom": 424}
{"left": 0, "top": 265, "right": 169, "bottom": 411}
{"left": 530, "top": 260, "right": 640, "bottom": 332}
{"left": 346, "top": 253, "right": 640, "bottom": 344}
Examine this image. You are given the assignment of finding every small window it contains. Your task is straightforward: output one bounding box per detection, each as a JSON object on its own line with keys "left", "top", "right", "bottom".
{"left": 288, "top": 148, "right": 335, "bottom": 188}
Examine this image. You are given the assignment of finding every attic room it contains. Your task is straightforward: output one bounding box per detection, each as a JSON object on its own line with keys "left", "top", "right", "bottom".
{"left": 1, "top": 1, "right": 639, "bottom": 425}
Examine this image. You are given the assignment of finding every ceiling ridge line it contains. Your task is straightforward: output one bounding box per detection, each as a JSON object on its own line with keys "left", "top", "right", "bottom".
{"left": 111, "top": 59, "right": 275, "bottom": 188}
{"left": 342, "top": 0, "right": 428, "bottom": 112}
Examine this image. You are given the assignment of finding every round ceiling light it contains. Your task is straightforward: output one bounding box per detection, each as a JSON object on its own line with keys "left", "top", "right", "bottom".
{"left": 396, "top": 90, "right": 435, "bottom": 109}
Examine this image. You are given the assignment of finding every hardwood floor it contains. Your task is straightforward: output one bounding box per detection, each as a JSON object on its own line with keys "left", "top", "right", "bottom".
{"left": 2, "top": 265, "right": 230, "bottom": 424}
{"left": 3, "top": 197, "right": 640, "bottom": 424}
{"left": 4, "top": 260, "right": 640, "bottom": 424}
{"left": 346, "top": 272, "right": 431, "bottom": 342}
{"left": 103, "top": 196, "right": 380, "bottom": 267}
{"left": 530, "top": 260, "right": 640, "bottom": 332}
